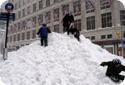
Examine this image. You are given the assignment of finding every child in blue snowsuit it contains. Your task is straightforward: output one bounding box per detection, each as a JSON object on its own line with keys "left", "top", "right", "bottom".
{"left": 37, "top": 24, "right": 51, "bottom": 46}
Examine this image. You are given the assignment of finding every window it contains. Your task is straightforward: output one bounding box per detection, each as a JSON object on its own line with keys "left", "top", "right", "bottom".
{"left": 54, "top": 0, "right": 60, "bottom": 3}
{"left": 86, "top": 37, "right": 90, "bottom": 39}
{"left": 73, "top": 0, "right": 81, "bottom": 15}
{"left": 27, "top": 6, "right": 31, "bottom": 14}
{"left": 33, "top": 3, "right": 37, "bottom": 12}
{"left": 23, "top": 0, "right": 25, "bottom": 6}
{"left": 15, "top": 13, "right": 17, "bottom": 20}
{"left": 13, "top": 35, "right": 16, "bottom": 42}
{"left": 45, "top": 11, "right": 51, "bottom": 23}
{"left": 107, "top": 34, "right": 112, "bottom": 39}
{"left": 22, "top": 33, "right": 25, "bottom": 40}
{"left": 9, "top": 25, "right": 13, "bottom": 34}
{"left": 32, "top": 30, "right": 36, "bottom": 39}
{"left": 22, "top": 20, "right": 26, "bottom": 30}
{"left": 12, "top": 24, "right": 17, "bottom": 33}
{"left": 22, "top": 8, "right": 25, "bottom": 17}
{"left": 39, "top": 0, "right": 43, "bottom": 10}
{"left": 53, "top": 8, "right": 60, "bottom": 21}
{"left": 54, "top": 24, "right": 59, "bottom": 33}
{"left": 62, "top": 4, "right": 69, "bottom": 15}
{"left": 17, "top": 34, "right": 20, "bottom": 41}
{"left": 74, "top": 19, "right": 81, "bottom": 31}
{"left": 9, "top": 36, "right": 12, "bottom": 43}
{"left": 120, "top": 10, "right": 125, "bottom": 26}
{"left": 26, "top": 19, "right": 33, "bottom": 29}
{"left": 18, "top": 22, "right": 21, "bottom": 31}
{"left": 101, "top": 12, "right": 112, "bottom": 28}
{"left": 32, "top": 17, "right": 36, "bottom": 27}
{"left": 100, "top": 0, "right": 111, "bottom": 10}
{"left": 16, "top": 46, "right": 20, "bottom": 50}
{"left": 86, "top": 0, "right": 95, "bottom": 13}
{"left": 38, "top": 14, "right": 43, "bottom": 25}
{"left": 46, "top": 0, "right": 50, "bottom": 7}
{"left": 27, "top": 31, "right": 30, "bottom": 40}
{"left": 18, "top": 11, "right": 21, "bottom": 18}
{"left": 124, "top": 31, "right": 125, "bottom": 38}
{"left": 91, "top": 36, "right": 95, "bottom": 40}
{"left": 19, "top": 0, "right": 21, "bottom": 8}
{"left": 86, "top": 16, "right": 95, "bottom": 30}
{"left": 104, "top": 46, "right": 114, "bottom": 54}
{"left": 101, "top": 35, "right": 106, "bottom": 39}
{"left": 15, "top": 3, "right": 17, "bottom": 10}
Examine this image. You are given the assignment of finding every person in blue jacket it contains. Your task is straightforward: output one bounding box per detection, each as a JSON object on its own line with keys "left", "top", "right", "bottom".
{"left": 37, "top": 23, "right": 51, "bottom": 46}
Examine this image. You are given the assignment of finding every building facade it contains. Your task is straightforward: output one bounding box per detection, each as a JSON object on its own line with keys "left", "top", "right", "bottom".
{"left": 0, "top": 29, "right": 5, "bottom": 55}
{"left": 8, "top": 0, "right": 125, "bottom": 57}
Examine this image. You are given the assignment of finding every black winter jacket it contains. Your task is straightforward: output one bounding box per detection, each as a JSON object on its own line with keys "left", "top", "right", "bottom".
{"left": 100, "top": 61, "right": 125, "bottom": 76}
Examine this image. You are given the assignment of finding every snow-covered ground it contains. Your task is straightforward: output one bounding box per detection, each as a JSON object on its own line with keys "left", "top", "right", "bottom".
{"left": 0, "top": 32, "right": 124, "bottom": 85}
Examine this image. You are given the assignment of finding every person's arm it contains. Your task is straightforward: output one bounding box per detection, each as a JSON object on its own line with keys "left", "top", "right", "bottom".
{"left": 100, "top": 61, "right": 111, "bottom": 66}
{"left": 48, "top": 27, "right": 51, "bottom": 33}
{"left": 121, "top": 65, "right": 125, "bottom": 71}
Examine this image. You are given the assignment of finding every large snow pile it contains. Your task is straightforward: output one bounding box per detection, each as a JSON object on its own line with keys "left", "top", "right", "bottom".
{"left": 0, "top": 32, "right": 124, "bottom": 85}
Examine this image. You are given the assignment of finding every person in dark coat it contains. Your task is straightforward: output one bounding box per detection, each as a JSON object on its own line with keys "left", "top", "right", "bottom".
{"left": 62, "top": 13, "right": 70, "bottom": 32}
{"left": 69, "top": 12, "right": 74, "bottom": 25}
{"left": 100, "top": 59, "right": 125, "bottom": 82}
{"left": 67, "top": 25, "right": 80, "bottom": 41}
{"left": 62, "top": 11, "right": 75, "bottom": 33}
{"left": 37, "top": 24, "right": 51, "bottom": 46}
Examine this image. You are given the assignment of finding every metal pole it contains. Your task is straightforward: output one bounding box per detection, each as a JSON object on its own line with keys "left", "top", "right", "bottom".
{"left": 3, "top": 12, "right": 10, "bottom": 60}
{"left": 121, "top": 27, "right": 124, "bottom": 57}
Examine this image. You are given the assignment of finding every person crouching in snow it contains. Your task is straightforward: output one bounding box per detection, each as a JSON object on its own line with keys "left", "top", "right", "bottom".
{"left": 67, "top": 24, "right": 80, "bottom": 41}
{"left": 37, "top": 23, "right": 51, "bottom": 46}
{"left": 100, "top": 59, "right": 125, "bottom": 82}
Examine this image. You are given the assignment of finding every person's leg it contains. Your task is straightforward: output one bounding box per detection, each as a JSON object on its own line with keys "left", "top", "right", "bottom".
{"left": 110, "top": 75, "right": 124, "bottom": 82}
{"left": 117, "top": 75, "right": 125, "bottom": 81}
{"left": 109, "top": 75, "right": 120, "bottom": 82}
{"left": 74, "top": 34, "right": 79, "bottom": 41}
{"left": 67, "top": 28, "right": 70, "bottom": 35}
{"left": 63, "top": 23, "right": 66, "bottom": 32}
{"left": 44, "top": 37, "right": 48, "bottom": 46}
{"left": 77, "top": 36, "right": 80, "bottom": 41}
{"left": 40, "top": 38, "right": 43, "bottom": 46}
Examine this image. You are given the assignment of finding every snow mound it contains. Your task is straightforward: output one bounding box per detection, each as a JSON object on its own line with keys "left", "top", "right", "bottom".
{"left": 0, "top": 32, "right": 124, "bottom": 85}
{"left": 120, "top": 80, "right": 125, "bottom": 85}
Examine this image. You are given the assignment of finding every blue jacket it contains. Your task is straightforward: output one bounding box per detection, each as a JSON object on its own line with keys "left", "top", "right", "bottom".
{"left": 37, "top": 25, "right": 51, "bottom": 38}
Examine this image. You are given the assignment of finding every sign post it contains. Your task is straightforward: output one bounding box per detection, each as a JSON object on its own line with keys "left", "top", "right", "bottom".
{"left": 3, "top": 3, "right": 14, "bottom": 60}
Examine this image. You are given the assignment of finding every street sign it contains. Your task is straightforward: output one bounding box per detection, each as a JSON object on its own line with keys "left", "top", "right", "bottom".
{"left": 5, "top": 3, "right": 14, "bottom": 12}
{"left": 0, "top": 12, "right": 15, "bottom": 21}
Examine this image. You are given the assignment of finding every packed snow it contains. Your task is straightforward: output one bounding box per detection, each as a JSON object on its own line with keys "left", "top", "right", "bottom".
{"left": 0, "top": 32, "right": 125, "bottom": 85}
{"left": 120, "top": 80, "right": 125, "bottom": 85}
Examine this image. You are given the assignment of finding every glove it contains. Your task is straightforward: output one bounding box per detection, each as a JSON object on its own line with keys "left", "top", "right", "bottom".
{"left": 100, "top": 62, "right": 105, "bottom": 66}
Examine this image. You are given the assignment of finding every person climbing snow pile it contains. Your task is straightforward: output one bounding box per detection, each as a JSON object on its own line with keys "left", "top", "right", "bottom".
{"left": 67, "top": 24, "right": 80, "bottom": 41}
{"left": 37, "top": 23, "right": 51, "bottom": 47}
{"left": 100, "top": 59, "right": 125, "bottom": 82}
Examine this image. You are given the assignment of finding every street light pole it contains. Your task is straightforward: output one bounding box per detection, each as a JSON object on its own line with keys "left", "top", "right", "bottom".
{"left": 3, "top": 2, "right": 14, "bottom": 60}
{"left": 3, "top": 12, "right": 10, "bottom": 60}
